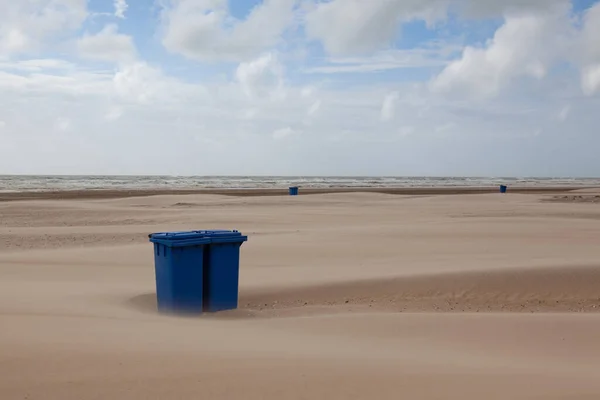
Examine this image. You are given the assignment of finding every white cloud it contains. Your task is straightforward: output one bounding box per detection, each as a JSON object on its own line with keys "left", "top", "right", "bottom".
{"left": 235, "top": 53, "right": 284, "bottom": 98}
{"left": 241, "top": 108, "right": 259, "bottom": 120}
{"left": 435, "top": 122, "right": 456, "bottom": 133}
{"left": 304, "top": 0, "right": 435, "bottom": 56}
{"left": 272, "top": 126, "right": 296, "bottom": 140}
{"left": 0, "top": 120, "right": 6, "bottom": 128}
{"left": 113, "top": 62, "right": 170, "bottom": 104}
{"left": 304, "top": 45, "right": 459, "bottom": 74}
{"left": 307, "top": 100, "right": 321, "bottom": 116}
{"left": 303, "top": 0, "right": 570, "bottom": 57}
{"left": 381, "top": 92, "right": 399, "bottom": 121}
{"left": 456, "top": 0, "right": 569, "bottom": 19}
{"left": 430, "top": 5, "right": 571, "bottom": 97}
{"left": 160, "top": 0, "right": 296, "bottom": 62}
{"left": 558, "top": 105, "right": 570, "bottom": 122}
{"left": 398, "top": 126, "right": 415, "bottom": 136}
{"left": 301, "top": 86, "right": 315, "bottom": 97}
{"left": 0, "top": 0, "right": 87, "bottom": 56}
{"left": 77, "top": 24, "right": 137, "bottom": 63}
{"left": 0, "top": 64, "right": 111, "bottom": 94}
{"left": 105, "top": 107, "right": 123, "bottom": 121}
{"left": 54, "top": 117, "right": 71, "bottom": 132}
{"left": 0, "top": 59, "right": 75, "bottom": 72}
{"left": 114, "top": 0, "right": 128, "bottom": 19}
{"left": 580, "top": 3, "right": 600, "bottom": 95}
{"left": 582, "top": 65, "right": 600, "bottom": 96}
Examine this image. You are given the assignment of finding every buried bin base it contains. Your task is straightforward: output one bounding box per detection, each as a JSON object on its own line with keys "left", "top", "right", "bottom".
{"left": 149, "top": 230, "right": 247, "bottom": 314}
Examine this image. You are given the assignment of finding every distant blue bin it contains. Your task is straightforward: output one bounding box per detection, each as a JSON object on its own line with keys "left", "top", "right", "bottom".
{"left": 149, "top": 230, "right": 248, "bottom": 314}
{"left": 500, "top": 185, "right": 507, "bottom": 193}
{"left": 289, "top": 186, "right": 299, "bottom": 196}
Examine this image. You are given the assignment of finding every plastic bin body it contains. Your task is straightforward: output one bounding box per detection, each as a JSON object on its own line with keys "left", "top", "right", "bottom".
{"left": 201, "top": 230, "right": 247, "bottom": 312}
{"left": 289, "top": 186, "right": 299, "bottom": 196}
{"left": 150, "top": 231, "right": 211, "bottom": 314}
{"left": 203, "top": 242, "right": 242, "bottom": 312}
{"left": 153, "top": 242, "right": 206, "bottom": 313}
{"left": 500, "top": 185, "right": 507, "bottom": 193}
{"left": 149, "top": 230, "right": 247, "bottom": 314}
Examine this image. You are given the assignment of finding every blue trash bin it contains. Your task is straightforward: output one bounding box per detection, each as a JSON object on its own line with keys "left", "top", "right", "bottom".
{"left": 289, "top": 186, "right": 299, "bottom": 196}
{"left": 500, "top": 185, "right": 507, "bottom": 193}
{"left": 149, "top": 230, "right": 248, "bottom": 314}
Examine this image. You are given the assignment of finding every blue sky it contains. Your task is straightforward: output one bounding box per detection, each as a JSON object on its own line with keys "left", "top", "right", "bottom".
{"left": 0, "top": 0, "right": 599, "bottom": 175}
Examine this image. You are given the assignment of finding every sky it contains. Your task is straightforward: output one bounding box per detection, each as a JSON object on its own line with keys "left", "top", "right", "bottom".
{"left": 0, "top": 0, "right": 599, "bottom": 176}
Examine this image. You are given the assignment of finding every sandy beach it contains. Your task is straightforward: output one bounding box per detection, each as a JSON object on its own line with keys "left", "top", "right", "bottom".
{"left": 2, "top": 188, "right": 600, "bottom": 399}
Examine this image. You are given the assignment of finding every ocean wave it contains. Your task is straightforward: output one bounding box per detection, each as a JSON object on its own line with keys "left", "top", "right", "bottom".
{"left": 0, "top": 175, "right": 598, "bottom": 192}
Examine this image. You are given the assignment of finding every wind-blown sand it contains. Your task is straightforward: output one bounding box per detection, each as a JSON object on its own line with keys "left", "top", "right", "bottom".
{"left": 1, "top": 190, "right": 600, "bottom": 399}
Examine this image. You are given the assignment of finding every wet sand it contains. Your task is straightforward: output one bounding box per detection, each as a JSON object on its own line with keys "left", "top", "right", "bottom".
{"left": 1, "top": 189, "right": 600, "bottom": 399}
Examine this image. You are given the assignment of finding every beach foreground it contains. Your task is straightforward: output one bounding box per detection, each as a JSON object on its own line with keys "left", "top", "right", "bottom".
{"left": 1, "top": 189, "right": 600, "bottom": 399}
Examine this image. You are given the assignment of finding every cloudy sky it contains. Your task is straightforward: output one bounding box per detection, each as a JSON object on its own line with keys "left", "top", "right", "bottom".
{"left": 0, "top": 0, "right": 599, "bottom": 176}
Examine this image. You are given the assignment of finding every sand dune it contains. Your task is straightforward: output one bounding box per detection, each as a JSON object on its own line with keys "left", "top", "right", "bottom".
{"left": 236, "top": 264, "right": 600, "bottom": 316}
{"left": 547, "top": 194, "right": 600, "bottom": 203}
{"left": 2, "top": 191, "right": 600, "bottom": 399}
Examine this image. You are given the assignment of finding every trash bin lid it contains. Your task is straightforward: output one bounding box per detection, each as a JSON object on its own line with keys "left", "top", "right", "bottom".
{"left": 149, "top": 230, "right": 247, "bottom": 246}
{"left": 194, "top": 230, "right": 248, "bottom": 244}
{"left": 149, "top": 231, "right": 212, "bottom": 247}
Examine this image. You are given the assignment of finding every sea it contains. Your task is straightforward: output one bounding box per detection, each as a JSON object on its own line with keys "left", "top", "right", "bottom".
{"left": 0, "top": 175, "right": 598, "bottom": 193}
